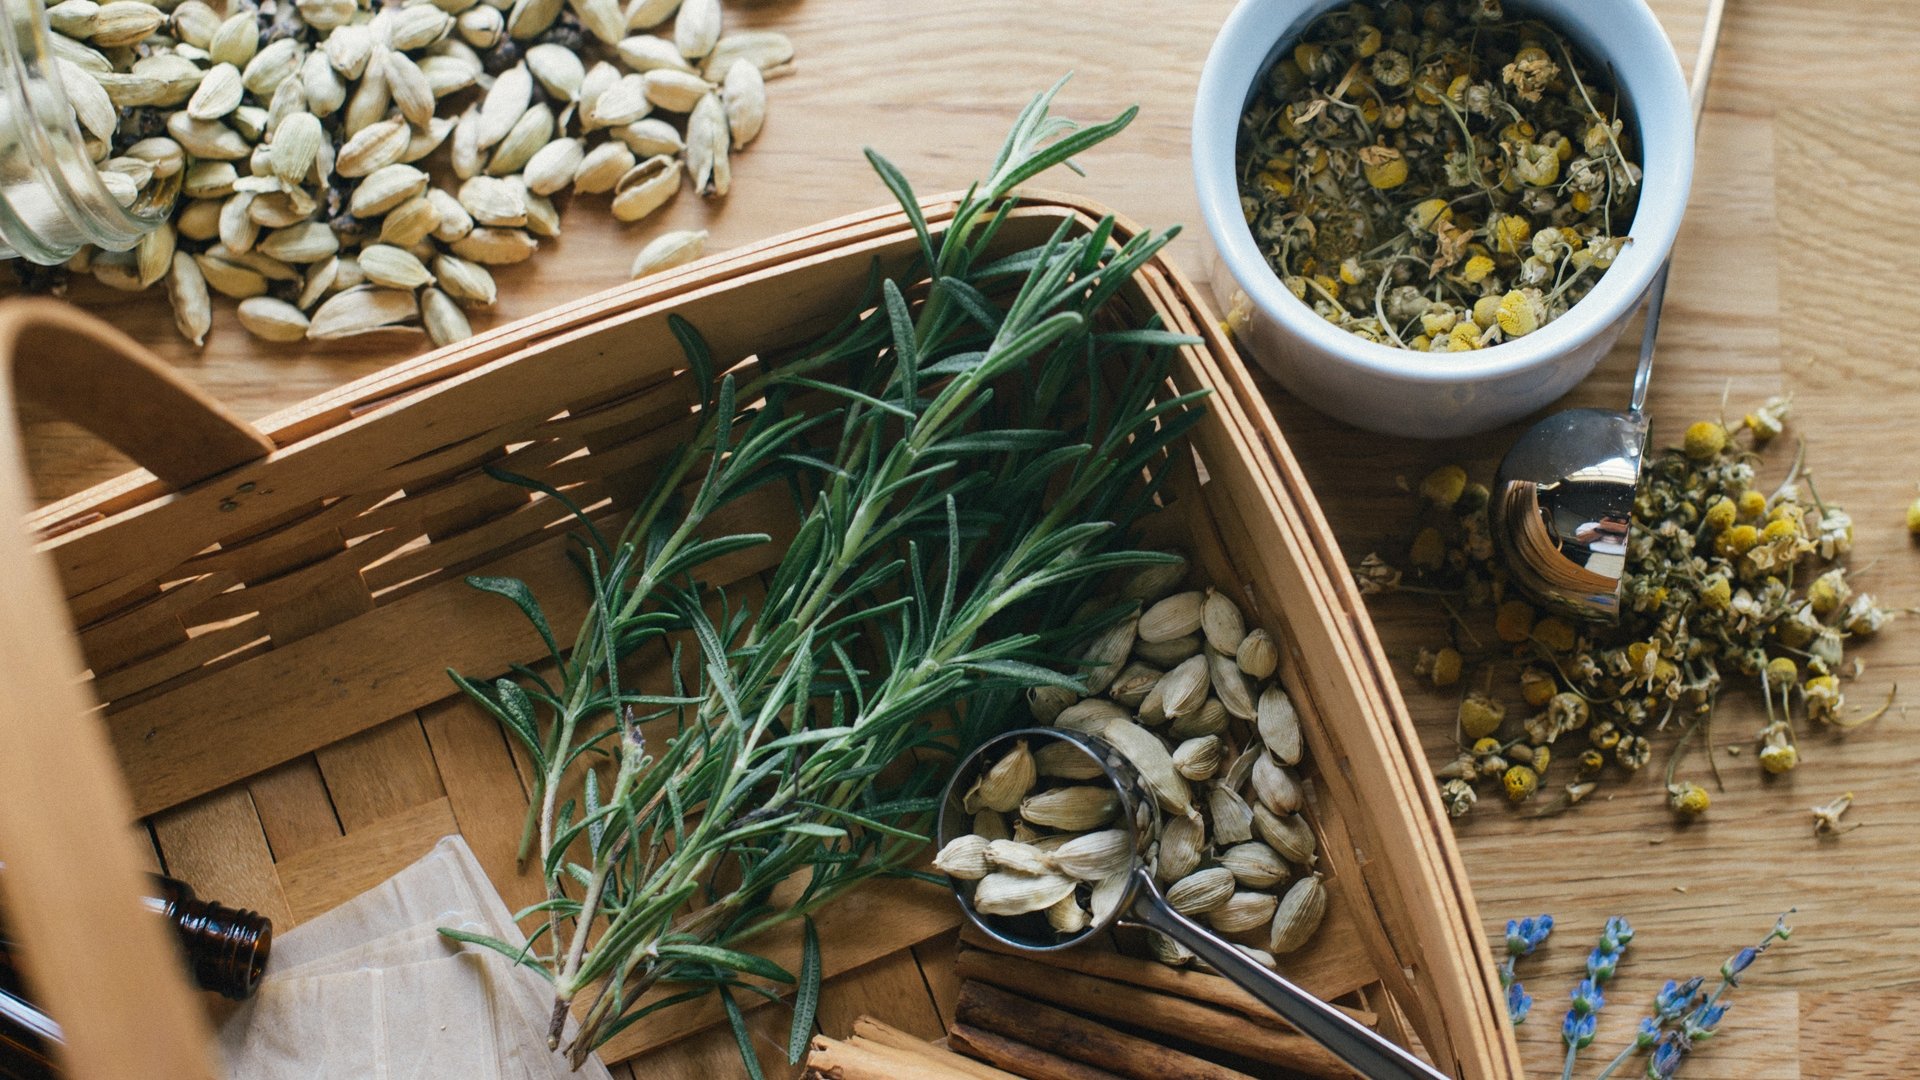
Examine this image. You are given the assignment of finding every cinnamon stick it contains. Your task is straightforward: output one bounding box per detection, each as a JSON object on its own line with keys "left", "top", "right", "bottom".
{"left": 847, "top": 1016, "right": 1022, "bottom": 1080}
{"left": 954, "top": 980, "right": 1260, "bottom": 1080}
{"left": 957, "top": 929, "right": 1378, "bottom": 1027}
{"left": 947, "top": 1023, "right": 1127, "bottom": 1080}
{"left": 955, "top": 947, "right": 1360, "bottom": 1077}
{"left": 805, "top": 1031, "right": 996, "bottom": 1080}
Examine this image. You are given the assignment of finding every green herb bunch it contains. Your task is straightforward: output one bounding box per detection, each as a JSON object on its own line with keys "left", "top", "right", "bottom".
{"left": 443, "top": 81, "right": 1207, "bottom": 1071}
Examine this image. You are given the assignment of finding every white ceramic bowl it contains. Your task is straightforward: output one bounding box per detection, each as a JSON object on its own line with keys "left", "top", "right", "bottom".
{"left": 1193, "top": 0, "right": 1693, "bottom": 438}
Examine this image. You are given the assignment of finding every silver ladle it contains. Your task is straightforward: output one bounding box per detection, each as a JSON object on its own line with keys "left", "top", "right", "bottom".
{"left": 1491, "top": 0, "right": 1728, "bottom": 621}
{"left": 938, "top": 727, "right": 1450, "bottom": 1080}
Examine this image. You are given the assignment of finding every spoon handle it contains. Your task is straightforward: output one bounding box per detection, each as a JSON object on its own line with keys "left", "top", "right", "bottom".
{"left": 1630, "top": 0, "right": 1729, "bottom": 419}
{"left": 1125, "top": 868, "right": 1452, "bottom": 1080}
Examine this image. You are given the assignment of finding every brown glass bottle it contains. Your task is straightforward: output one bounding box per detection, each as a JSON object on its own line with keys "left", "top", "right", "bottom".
{"left": 0, "top": 876, "right": 272, "bottom": 1080}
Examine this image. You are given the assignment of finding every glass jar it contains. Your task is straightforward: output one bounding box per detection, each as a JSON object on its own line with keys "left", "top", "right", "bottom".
{"left": 0, "top": 0, "right": 161, "bottom": 265}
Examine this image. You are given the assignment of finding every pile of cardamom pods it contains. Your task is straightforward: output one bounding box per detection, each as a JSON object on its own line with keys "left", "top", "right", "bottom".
{"left": 37, "top": 0, "right": 789, "bottom": 345}
{"left": 935, "top": 556, "right": 1330, "bottom": 972}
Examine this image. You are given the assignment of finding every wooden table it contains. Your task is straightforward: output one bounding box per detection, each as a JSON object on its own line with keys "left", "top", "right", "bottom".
{"left": 15, "top": 0, "right": 1919, "bottom": 1075}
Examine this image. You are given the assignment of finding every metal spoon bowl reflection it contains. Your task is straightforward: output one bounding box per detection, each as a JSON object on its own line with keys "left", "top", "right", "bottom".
{"left": 937, "top": 727, "right": 1450, "bottom": 1080}
{"left": 1492, "top": 0, "right": 1727, "bottom": 621}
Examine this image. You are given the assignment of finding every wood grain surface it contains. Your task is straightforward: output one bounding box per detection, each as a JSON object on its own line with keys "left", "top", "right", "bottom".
{"left": 11, "top": 0, "right": 1919, "bottom": 1076}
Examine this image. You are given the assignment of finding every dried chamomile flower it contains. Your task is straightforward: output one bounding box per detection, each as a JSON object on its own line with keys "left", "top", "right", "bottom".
{"left": 1810, "top": 792, "right": 1860, "bottom": 836}
{"left": 1380, "top": 399, "right": 1897, "bottom": 818}
{"left": 1234, "top": 1, "right": 1637, "bottom": 350}
{"left": 1667, "top": 781, "right": 1709, "bottom": 818}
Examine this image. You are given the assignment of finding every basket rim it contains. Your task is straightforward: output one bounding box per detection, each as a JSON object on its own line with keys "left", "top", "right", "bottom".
{"left": 17, "top": 190, "right": 1520, "bottom": 1078}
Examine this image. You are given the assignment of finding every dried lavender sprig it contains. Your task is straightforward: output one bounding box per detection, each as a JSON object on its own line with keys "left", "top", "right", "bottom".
{"left": 1561, "top": 916, "right": 1632, "bottom": 1079}
{"left": 1587, "top": 913, "right": 1792, "bottom": 1080}
{"left": 1501, "top": 915, "right": 1554, "bottom": 1024}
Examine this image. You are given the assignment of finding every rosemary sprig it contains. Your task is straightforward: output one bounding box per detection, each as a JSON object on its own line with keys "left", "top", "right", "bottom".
{"left": 443, "top": 81, "right": 1208, "bottom": 1067}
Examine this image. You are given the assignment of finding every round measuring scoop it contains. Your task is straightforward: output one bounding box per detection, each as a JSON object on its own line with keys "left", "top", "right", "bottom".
{"left": 938, "top": 728, "right": 1450, "bottom": 1080}
{"left": 1490, "top": 0, "right": 1727, "bottom": 622}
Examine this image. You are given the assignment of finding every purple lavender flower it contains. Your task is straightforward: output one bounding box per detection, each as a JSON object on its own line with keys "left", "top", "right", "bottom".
{"left": 1508, "top": 982, "right": 1534, "bottom": 1024}
{"left": 1563, "top": 1010, "right": 1598, "bottom": 1050}
{"left": 1647, "top": 1031, "right": 1685, "bottom": 1079}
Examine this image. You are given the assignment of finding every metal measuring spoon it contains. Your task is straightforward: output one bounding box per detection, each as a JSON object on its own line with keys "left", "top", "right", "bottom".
{"left": 1490, "top": 0, "right": 1728, "bottom": 621}
{"left": 938, "top": 728, "right": 1450, "bottom": 1080}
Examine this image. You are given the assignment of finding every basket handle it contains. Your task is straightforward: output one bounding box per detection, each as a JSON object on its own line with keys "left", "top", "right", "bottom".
{"left": 0, "top": 298, "right": 273, "bottom": 489}
{"left": 0, "top": 299, "right": 243, "bottom": 1080}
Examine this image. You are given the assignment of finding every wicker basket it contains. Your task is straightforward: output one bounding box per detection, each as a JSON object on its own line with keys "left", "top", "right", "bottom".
{"left": 0, "top": 192, "right": 1523, "bottom": 1079}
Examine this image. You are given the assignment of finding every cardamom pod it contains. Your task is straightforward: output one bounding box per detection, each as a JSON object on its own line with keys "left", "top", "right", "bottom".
{"left": 721, "top": 57, "right": 764, "bottom": 149}
{"left": 569, "top": 0, "right": 624, "bottom": 44}
{"left": 1206, "top": 781, "right": 1255, "bottom": 845}
{"left": 1208, "top": 890, "right": 1279, "bottom": 934}
{"left": 1165, "top": 867, "right": 1235, "bottom": 916}
{"left": 1046, "top": 829, "right": 1133, "bottom": 881}
{"left": 351, "top": 163, "right": 431, "bottom": 216}
{"left": 1210, "top": 649, "right": 1255, "bottom": 720}
{"left": 1268, "top": 874, "right": 1327, "bottom": 954}
{"left": 972, "top": 809, "right": 1009, "bottom": 843}
{"left": 1090, "top": 871, "right": 1130, "bottom": 927}
{"left": 1139, "top": 591, "right": 1204, "bottom": 643}
{"left": 1217, "top": 841, "right": 1288, "bottom": 889}
{"left": 586, "top": 72, "right": 651, "bottom": 128}
{"left": 616, "top": 32, "right": 693, "bottom": 73}
{"left": 427, "top": 188, "right": 475, "bottom": 244}
{"left": 256, "top": 220, "right": 340, "bottom": 263}
{"left": 968, "top": 739, "right": 1035, "bottom": 814}
{"left": 1167, "top": 696, "right": 1228, "bottom": 740}
{"left": 611, "top": 154, "right": 683, "bottom": 224}
{"left": 1147, "top": 929, "right": 1193, "bottom": 967}
{"left": 642, "top": 67, "right": 708, "bottom": 112}
{"left": 134, "top": 220, "right": 173, "bottom": 287}
{"left": 1236, "top": 628, "right": 1279, "bottom": 679}
{"left": 1172, "top": 735, "right": 1223, "bottom": 782}
{"left": 1108, "top": 662, "right": 1162, "bottom": 709}
{"left": 985, "top": 839, "right": 1051, "bottom": 877}
{"left": 1073, "top": 611, "right": 1137, "bottom": 696}
{"left": 1018, "top": 786, "right": 1118, "bottom": 832}
{"left": 378, "top": 194, "right": 443, "bottom": 247}
{"left": 450, "top": 227, "right": 539, "bottom": 265}
{"left": 241, "top": 38, "right": 301, "bottom": 98}
{"left": 1201, "top": 589, "right": 1247, "bottom": 656}
{"left": 387, "top": 4, "right": 453, "bottom": 50}
{"left": 193, "top": 252, "right": 267, "bottom": 299}
{"left": 572, "top": 140, "right": 634, "bottom": 194}
{"left": 337, "top": 117, "right": 410, "bottom": 177}
{"left": 1046, "top": 894, "right": 1090, "bottom": 936}
{"left": 358, "top": 243, "right": 435, "bottom": 289}
{"left": 1134, "top": 633, "right": 1202, "bottom": 668}
{"left": 90, "top": 1, "right": 163, "bottom": 48}
{"left": 1251, "top": 804, "right": 1317, "bottom": 867}
{"left": 385, "top": 49, "right": 436, "bottom": 127}
{"left": 700, "top": 29, "right": 792, "bottom": 81}
{"left": 614, "top": 116, "right": 683, "bottom": 156}
{"left": 506, "top": 0, "right": 562, "bottom": 40}
{"left": 1032, "top": 741, "right": 1101, "bottom": 782}
{"left": 269, "top": 111, "right": 323, "bottom": 184}
{"left": 433, "top": 252, "right": 497, "bottom": 306}
{"left": 971, "top": 871, "right": 1077, "bottom": 918}
{"left": 421, "top": 287, "right": 472, "bottom": 347}
{"left": 624, "top": 0, "right": 681, "bottom": 28}
{"left": 236, "top": 296, "right": 311, "bottom": 342}
{"left": 1119, "top": 555, "right": 1187, "bottom": 604}
{"left": 524, "top": 136, "right": 584, "bottom": 195}
{"left": 476, "top": 62, "right": 532, "bottom": 148}
{"left": 933, "top": 835, "right": 993, "bottom": 880}
{"left": 672, "top": 0, "right": 718, "bottom": 58}
{"left": 1052, "top": 697, "right": 1128, "bottom": 734}
{"left": 1157, "top": 653, "right": 1211, "bottom": 720}
{"left": 458, "top": 174, "right": 528, "bottom": 226}
{"left": 1249, "top": 753, "right": 1304, "bottom": 816}
{"left": 1099, "top": 717, "right": 1189, "bottom": 815}
{"left": 166, "top": 113, "right": 249, "bottom": 160}
{"left": 1153, "top": 812, "right": 1204, "bottom": 882}
{"left": 166, "top": 251, "right": 211, "bottom": 345}
{"left": 526, "top": 41, "right": 586, "bottom": 100}
{"left": 625, "top": 225, "right": 702, "bottom": 274}
{"left": 1256, "top": 685, "right": 1303, "bottom": 765}
{"left": 307, "top": 285, "right": 420, "bottom": 339}
{"left": 485, "top": 101, "right": 553, "bottom": 176}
